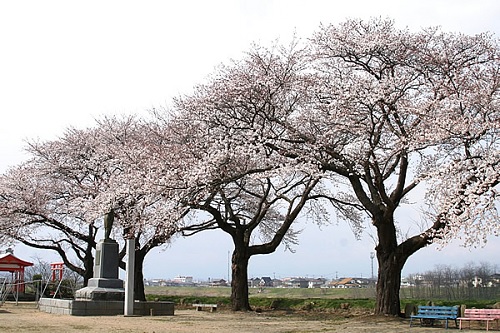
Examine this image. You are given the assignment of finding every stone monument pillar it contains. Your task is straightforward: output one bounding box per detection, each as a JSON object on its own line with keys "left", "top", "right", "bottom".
{"left": 75, "top": 211, "right": 125, "bottom": 301}
{"left": 124, "top": 237, "right": 135, "bottom": 316}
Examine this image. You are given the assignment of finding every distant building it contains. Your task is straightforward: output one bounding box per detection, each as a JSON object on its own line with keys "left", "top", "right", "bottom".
{"left": 272, "top": 278, "right": 283, "bottom": 287}
{"left": 259, "top": 277, "right": 273, "bottom": 287}
{"left": 329, "top": 277, "right": 373, "bottom": 288}
{"left": 209, "top": 278, "right": 227, "bottom": 287}
{"left": 400, "top": 277, "right": 415, "bottom": 287}
{"left": 330, "top": 277, "right": 357, "bottom": 288}
{"left": 248, "top": 277, "right": 274, "bottom": 288}
{"left": 248, "top": 278, "right": 260, "bottom": 288}
{"left": 308, "top": 278, "right": 327, "bottom": 288}
{"left": 147, "top": 279, "right": 169, "bottom": 286}
{"left": 489, "top": 273, "right": 500, "bottom": 287}
{"left": 282, "top": 277, "right": 309, "bottom": 288}
{"left": 172, "top": 276, "right": 193, "bottom": 284}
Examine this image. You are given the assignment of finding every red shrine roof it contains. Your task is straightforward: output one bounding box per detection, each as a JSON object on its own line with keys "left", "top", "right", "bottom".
{"left": 0, "top": 253, "right": 34, "bottom": 272}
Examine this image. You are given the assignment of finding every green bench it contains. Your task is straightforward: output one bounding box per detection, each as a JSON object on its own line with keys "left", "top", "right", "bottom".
{"left": 410, "top": 305, "right": 459, "bottom": 329}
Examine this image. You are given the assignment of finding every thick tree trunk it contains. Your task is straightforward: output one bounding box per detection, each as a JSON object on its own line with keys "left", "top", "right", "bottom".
{"left": 230, "top": 247, "right": 251, "bottom": 311}
{"left": 82, "top": 260, "right": 93, "bottom": 287}
{"left": 375, "top": 251, "right": 404, "bottom": 315}
{"left": 134, "top": 250, "right": 146, "bottom": 301}
{"left": 374, "top": 213, "right": 406, "bottom": 316}
{"left": 82, "top": 245, "right": 94, "bottom": 287}
{"left": 374, "top": 214, "right": 429, "bottom": 315}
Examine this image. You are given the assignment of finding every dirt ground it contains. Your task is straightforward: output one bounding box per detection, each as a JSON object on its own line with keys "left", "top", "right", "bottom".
{"left": 0, "top": 302, "right": 494, "bottom": 332}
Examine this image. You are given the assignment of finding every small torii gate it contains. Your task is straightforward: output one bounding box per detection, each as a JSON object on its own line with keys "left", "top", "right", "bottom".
{"left": 50, "top": 262, "right": 64, "bottom": 281}
{"left": 0, "top": 253, "right": 33, "bottom": 293}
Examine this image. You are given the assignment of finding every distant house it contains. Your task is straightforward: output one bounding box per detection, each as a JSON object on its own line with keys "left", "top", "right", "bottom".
{"left": 209, "top": 278, "right": 227, "bottom": 287}
{"left": 172, "top": 276, "right": 194, "bottom": 285}
{"left": 248, "top": 277, "right": 274, "bottom": 288}
{"left": 331, "top": 277, "right": 375, "bottom": 288}
{"left": 248, "top": 278, "right": 260, "bottom": 288}
{"left": 472, "top": 276, "right": 483, "bottom": 288}
{"left": 468, "top": 274, "right": 500, "bottom": 288}
{"left": 400, "top": 277, "right": 414, "bottom": 288}
{"left": 272, "top": 278, "right": 283, "bottom": 288}
{"left": 330, "top": 278, "right": 361, "bottom": 288}
{"left": 148, "top": 279, "right": 169, "bottom": 286}
{"left": 489, "top": 273, "right": 500, "bottom": 287}
{"left": 308, "top": 278, "right": 327, "bottom": 288}
{"left": 282, "top": 277, "right": 309, "bottom": 288}
{"left": 259, "top": 277, "right": 273, "bottom": 287}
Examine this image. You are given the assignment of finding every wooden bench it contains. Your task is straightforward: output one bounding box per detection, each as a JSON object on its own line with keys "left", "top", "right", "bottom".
{"left": 193, "top": 303, "right": 217, "bottom": 312}
{"left": 458, "top": 309, "right": 500, "bottom": 331}
{"left": 410, "top": 305, "right": 459, "bottom": 329}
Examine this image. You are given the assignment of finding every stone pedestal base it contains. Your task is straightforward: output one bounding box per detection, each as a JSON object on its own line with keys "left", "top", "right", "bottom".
{"left": 87, "top": 277, "right": 123, "bottom": 289}
{"left": 75, "top": 278, "right": 124, "bottom": 301}
{"left": 75, "top": 286, "right": 124, "bottom": 301}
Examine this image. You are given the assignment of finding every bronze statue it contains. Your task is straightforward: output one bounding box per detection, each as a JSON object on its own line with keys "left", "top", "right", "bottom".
{"left": 104, "top": 210, "right": 115, "bottom": 240}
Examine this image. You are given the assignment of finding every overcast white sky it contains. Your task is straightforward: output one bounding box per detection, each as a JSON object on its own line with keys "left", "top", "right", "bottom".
{"left": 1, "top": 0, "right": 499, "bottom": 280}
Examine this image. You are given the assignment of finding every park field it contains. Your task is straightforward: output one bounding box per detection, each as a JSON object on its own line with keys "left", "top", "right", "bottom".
{"left": 145, "top": 286, "right": 378, "bottom": 310}
{"left": 145, "top": 285, "right": 376, "bottom": 299}
{"left": 145, "top": 286, "right": 499, "bottom": 312}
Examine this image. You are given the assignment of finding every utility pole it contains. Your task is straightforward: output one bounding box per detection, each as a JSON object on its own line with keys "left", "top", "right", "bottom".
{"left": 227, "top": 251, "right": 231, "bottom": 284}
{"left": 370, "top": 252, "right": 375, "bottom": 280}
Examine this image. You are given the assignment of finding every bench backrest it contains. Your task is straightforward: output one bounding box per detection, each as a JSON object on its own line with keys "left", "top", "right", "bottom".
{"left": 417, "top": 305, "right": 459, "bottom": 317}
{"left": 464, "top": 309, "right": 500, "bottom": 319}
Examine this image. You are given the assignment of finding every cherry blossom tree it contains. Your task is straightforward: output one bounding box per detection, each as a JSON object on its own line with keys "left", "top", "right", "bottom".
{"left": 180, "top": 166, "right": 322, "bottom": 311}
{"left": 0, "top": 164, "right": 96, "bottom": 283}
{"left": 0, "top": 127, "right": 110, "bottom": 285}
{"left": 173, "top": 19, "right": 499, "bottom": 315}
{"left": 285, "top": 19, "right": 499, "bottom": 315}
{"left": 92, "top": 116, "right": 184, "bottom": 301}
{"left": 0, "top": 116, "right": 184, "bottom": 299}
{"left": 169, "top": 44, "right": 327, "bottom": 310}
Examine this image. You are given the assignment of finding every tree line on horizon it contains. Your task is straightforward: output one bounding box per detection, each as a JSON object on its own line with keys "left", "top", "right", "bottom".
{"left": 0, "top": 18, "right": 499, "bottom": 316}
{"left": 402, "top": 261, "right": 500, "bottom": 301}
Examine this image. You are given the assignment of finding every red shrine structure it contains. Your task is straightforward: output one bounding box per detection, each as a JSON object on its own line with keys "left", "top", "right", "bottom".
{"left": 0, "top": 253, "right": 33, "bottom": 293}
{"left": 50, "top": 262, "right": 64, "bottom": 281}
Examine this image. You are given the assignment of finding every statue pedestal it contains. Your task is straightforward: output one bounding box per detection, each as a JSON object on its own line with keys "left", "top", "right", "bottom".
{"left": 74, "top": 284, "right": 124, "bottom": 301}
{"left": 94, "top": 239, "right": 119, "bottom": 278}
{"left": 75, "top": 239, "right": 124, "bottom": 301}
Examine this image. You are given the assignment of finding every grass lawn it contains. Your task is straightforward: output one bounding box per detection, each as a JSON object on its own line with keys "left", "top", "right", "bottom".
{"left": 146, "top": 286, "right": 376, "bottom": 310}
{"left": 145, "top": 285, "right": 376, "bottom": 299}
{"left": 145, "top": 286, "right": 499, "bottom": 312}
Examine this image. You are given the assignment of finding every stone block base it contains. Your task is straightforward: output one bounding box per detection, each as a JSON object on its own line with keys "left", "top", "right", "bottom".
{"left": 38, "top": 298, "right": 174, "bottom": 316}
